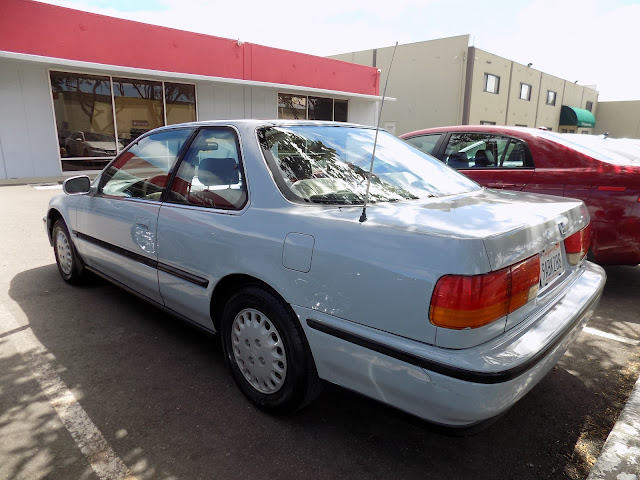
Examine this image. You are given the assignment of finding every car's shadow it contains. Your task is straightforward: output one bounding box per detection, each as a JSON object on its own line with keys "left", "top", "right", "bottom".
{"left": 5, "top": 264, "right": 640, "bottom": 480}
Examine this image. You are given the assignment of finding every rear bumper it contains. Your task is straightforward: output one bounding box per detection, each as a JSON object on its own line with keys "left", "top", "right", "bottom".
{"left": 299, "top": 261, "right": 606, "bottom": 426}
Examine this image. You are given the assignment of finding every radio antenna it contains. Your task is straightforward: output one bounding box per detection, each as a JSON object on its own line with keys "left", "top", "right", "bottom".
{"left": 359, "top": 41, "right": 398, "bottom": 223}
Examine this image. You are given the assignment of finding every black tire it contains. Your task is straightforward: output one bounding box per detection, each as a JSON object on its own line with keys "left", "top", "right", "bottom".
{"left": 52, "top": 219, "right": 85, "bottom": 284}
{"left": 221, "top": 286, "right": 322, "bottom": 414}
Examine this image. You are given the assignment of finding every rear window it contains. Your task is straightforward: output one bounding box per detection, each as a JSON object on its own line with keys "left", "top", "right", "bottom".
{"left": 258, "top": 125, "right": 480, "bottom": 205}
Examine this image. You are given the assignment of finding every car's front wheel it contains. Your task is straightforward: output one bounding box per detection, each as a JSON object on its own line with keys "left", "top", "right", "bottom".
{"left": 221, "top": 286, "right": 322, "bottom": 414}
{"left": 52, "top": 218, "right": 85, "bottom": 284}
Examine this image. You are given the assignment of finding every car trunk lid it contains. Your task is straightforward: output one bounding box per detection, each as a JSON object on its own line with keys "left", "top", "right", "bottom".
{"left": 367, "top": 188, "right": 589, "bottom": 271}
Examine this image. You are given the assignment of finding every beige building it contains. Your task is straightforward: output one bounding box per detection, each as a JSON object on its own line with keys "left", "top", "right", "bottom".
{"left": 331, "top": 36, "right": 598, "bottom": 136}
{"left": 594, "top": 101, "right": 640, "bottom": 138}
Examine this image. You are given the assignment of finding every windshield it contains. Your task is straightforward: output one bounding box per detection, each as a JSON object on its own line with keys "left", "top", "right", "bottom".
{"left": 258, "top": 125, "right": 480, "bottom": 205}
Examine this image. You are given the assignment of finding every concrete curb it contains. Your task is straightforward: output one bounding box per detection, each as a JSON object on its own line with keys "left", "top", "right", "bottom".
{"left": 588, "top": 372, "right": 640, "bottom": 479}
{"left": 0, "top": 176, "right": 66, "bottom": 186}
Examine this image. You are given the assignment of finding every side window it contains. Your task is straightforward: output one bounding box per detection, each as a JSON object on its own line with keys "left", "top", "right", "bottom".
{"left": 443, "top": 133, "right": 509, "bottom": 169}
{"left": 501, "top": 139, "right": 532, "bottom": 168}
{"left": 100, "top": 129, "right": 194, "bottom": 199}
{"left": 404, "top": 134, "right": 442, "bottom": 156}
{"left": 168, "top": 128, "right": 247, "bottom": 210}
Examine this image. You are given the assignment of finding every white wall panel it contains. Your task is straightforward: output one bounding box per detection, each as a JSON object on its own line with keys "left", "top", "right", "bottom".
{"left": 248, "top": 88, "right": 277, "bottom": 119}
{"left": 209, "top": 86, "right": 244, "bottom": 119}
{"left": 347, "top": 99, "right": 377, "bottom": 126}
{"left": 0, "top": 60, "right": 60, "bottom": 179}
{"left": 196, "top": 83, "right": 215, "bottom": 121}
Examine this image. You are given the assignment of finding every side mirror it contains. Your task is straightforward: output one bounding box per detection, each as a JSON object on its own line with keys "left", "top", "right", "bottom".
{"left": 63, "top": 176, "right": 91, "bottom": 195}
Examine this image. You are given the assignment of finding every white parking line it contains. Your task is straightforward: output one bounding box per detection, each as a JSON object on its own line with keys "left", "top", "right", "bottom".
{"left": 584, "top": 326, "right": 640, "bottom": 346}
{"left": 0, "top": 302, "right": 136, "bottom": 480}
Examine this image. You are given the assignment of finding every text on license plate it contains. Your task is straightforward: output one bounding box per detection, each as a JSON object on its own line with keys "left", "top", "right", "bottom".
{"left": 540, "top": 243, "right": 564, "bottom": 288}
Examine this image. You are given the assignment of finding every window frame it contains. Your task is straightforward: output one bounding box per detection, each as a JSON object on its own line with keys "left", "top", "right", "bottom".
{"left": 546, "top": 90, "right": 557, "bottom": 106}
{"left": 483, "top": 74, "right": 500, "bottom": 94}
{"left": 519, "top": 83, "right": 532, "bottom": 101}
{"left": 441, "top": 132, "right": 535, "bottom": 169}
{"left": 585, "top": 101, "right": 593, "bottom": 112}
{"left": 164, "top": 125, "right": 249, "bottom": 212}
{"left": 278, "top": 93, "right": 349, "bottom": 121}
{"left": 48, "top": 68, "right": 198, "bottom": 171}
{"left": 97, "top": 126, "right": 197, "bottom": 202}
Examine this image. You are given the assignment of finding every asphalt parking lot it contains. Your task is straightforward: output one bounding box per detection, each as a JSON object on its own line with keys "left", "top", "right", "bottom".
{"left": 1, "top": 184, "right": 639, "bottom": 480}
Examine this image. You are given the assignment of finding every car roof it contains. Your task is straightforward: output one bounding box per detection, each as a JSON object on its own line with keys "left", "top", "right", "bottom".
{"left": 401, "top": 125, "right": 548, "bottom": 140}
{"left": 153, "top": 119, "right": 371, "bottom": 131}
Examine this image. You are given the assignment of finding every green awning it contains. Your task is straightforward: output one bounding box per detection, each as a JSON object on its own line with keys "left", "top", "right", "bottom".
{"left": 560, "top": 105, "right": 596, "bottom": 128}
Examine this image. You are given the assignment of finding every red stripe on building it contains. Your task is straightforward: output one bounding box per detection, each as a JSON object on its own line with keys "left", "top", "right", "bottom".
{"left": 1, "top": 0, "right": 379, "bottom": 96}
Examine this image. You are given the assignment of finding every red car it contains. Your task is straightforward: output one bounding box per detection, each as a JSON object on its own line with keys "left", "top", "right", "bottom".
{"left": 401, "top": 126, "right": 640, "bottom": 265}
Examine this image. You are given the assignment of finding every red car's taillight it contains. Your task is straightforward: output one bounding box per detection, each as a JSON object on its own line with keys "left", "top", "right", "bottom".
{"left": 564, "top": 224, "right": 591, "bottom": 265}
{"left": 429, "top": 255, "right": 540, "bottom": 330}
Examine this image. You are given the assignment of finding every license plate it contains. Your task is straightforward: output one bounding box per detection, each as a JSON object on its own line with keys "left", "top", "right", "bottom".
{"left": 539, "top": 243, "right": 564, "bottom": 288}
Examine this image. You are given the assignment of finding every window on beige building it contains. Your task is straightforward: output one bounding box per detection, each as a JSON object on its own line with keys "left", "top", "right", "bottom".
{"left": 546, "top": 90, "right": 557, "bottom": 106}
{"left": 585, "top": 101, "right": 593, "bottom": 112}
{"left": 520, "top": 83, "right": 532, "bottom": 101}
{"left": 484, "top": 74, "right": 500, "bottom": 94}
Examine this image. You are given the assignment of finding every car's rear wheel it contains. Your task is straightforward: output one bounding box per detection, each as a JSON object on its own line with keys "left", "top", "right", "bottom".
{"left": 52, "top": 219, "right": 85, "bottom": 284}
{"left": 221, "top": 286, "right": 322, "bottom": 414}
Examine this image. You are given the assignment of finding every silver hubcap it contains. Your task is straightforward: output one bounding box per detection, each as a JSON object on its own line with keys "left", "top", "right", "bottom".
{"left": 231, "top": 308, "right": 287, "bottom": 394}
{"left": 55, "top": 229, "right": 73, "bottom": 275}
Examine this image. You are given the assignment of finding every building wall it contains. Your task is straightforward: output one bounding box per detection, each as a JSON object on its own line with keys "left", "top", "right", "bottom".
{"left": 2, "top": 0, "right": 379, "bottom": 97}
{"left": 506, "top": 63, "right": 542, "bottom": 127}
{"left": 332, "top": 39, "right": 600, "bottom": 134}
{"left": 0, "top": 57, "right": 377, "bottom": 179}
{"left": 0, "top": 59, "right": 61, "bottom": 178}
{"left": 535, "top": 74, "right": 565, "bottom": 131}
{"left": 467, "top": 49, "right": 511, "bottom": 125}
{"left": 331, "top": 35, "right": 469, "bottom": 135}
{"left": 595, "top": 101, "right": 640, "bottom": 138}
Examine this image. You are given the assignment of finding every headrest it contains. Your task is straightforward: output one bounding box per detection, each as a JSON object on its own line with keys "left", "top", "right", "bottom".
{"left": 473, "top": 149, "right": 495, "bottom": 167}
{"left": 198, "top": 158, "right": 239, "bottom": 186}
{"left": 447, "top": 151, "right": 469, "bottom": 168}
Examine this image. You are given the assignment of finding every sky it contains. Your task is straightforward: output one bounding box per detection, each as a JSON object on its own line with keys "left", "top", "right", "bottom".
{"left": 36, "top": 0, "right": 640, "bottom": 101}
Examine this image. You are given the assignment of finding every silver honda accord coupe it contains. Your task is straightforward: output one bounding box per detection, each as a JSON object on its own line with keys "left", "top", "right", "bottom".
{"left": 45, "top": 120, "right": 606, "bottom": 430}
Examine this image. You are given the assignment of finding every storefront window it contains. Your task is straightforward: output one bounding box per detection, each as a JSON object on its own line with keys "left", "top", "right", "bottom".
{"left": 113, "top": 78, "right": 164, "bottom": 148}
{"left": 334, "top": 100, "right": 348, "bottom": 122}
{"left": 165, "top": 83, "right": 197, "bottom": 125}
{"left": 50, "top": 72, "right": 198, "bottom": 172}
{"left": 278, "top": 94, "right": 348, "bottom": 121}
{"left": 50, "top": 71, "right": 117, "bottom": 171}
{"left": 308, "top": 97, "right": 333, "bottom": 120}
{"left": 278, "top": 94, "right": 307, "bottom": 119}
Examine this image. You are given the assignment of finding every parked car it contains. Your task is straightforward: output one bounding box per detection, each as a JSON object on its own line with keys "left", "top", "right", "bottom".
{"left": 65, "top": 131, "right": 122, "bottom": 157}
{"left": 45, "top": 120, "right": 605, "bottom": 430}
{"left": 559, "top": 134, "right": 640, "bottom": 163}
{"left": 401, "top": 126, "right": 640, "bottom": 265}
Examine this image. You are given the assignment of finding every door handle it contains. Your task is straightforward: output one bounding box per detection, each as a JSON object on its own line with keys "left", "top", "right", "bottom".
{"left": 488, "top": 183, "right": 515, "bottom": 189}
{"left": 136, "top": 216, "right": 150, "bottom": 229}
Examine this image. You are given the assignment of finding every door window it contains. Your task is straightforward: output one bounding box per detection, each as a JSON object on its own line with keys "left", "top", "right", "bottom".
{"left": 99, "top": 128, "right": 194, "bottom": 200}
{"left": 501, "top": 139, "right": 533, "bottom": 168}
{"left": 168, "top": 128, "right": 247, "bottom": 210}
{"left": 444, "top": 133, "right": 510, "bottom": 169}
{"left": 404, "top": 134, "right": 443, "bottom": 156}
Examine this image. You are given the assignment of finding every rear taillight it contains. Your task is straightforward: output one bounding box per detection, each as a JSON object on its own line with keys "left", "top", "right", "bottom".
{"left": 429, "top": 255, "right": 540, "bottom": 330}
{"left": 564, "top": 224, "right": 591, "bottom": 265}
